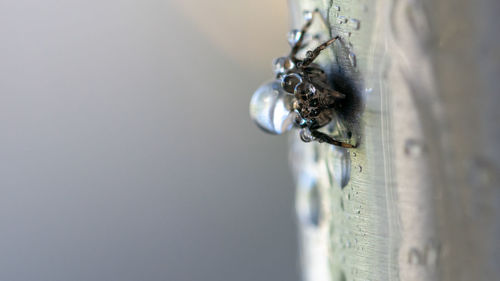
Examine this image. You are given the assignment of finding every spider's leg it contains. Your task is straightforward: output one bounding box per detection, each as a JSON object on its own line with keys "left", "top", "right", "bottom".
{"left": 302, "top": 36, "right": 340, "bottom": 66}
{"left": 290, "top": 10, "right": 327, "bottom": 57}
{"left": 311, "top": 129, "right": 357, "bottom": 148}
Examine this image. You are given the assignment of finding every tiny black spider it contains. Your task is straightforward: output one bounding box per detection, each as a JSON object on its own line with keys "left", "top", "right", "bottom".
{"left": 249, "top": 10, "right": 355, "bottom": 148}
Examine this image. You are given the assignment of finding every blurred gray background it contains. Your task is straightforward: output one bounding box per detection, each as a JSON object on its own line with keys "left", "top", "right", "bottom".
{"left": 0, "top": 1, "right": 301, "bottom": 280}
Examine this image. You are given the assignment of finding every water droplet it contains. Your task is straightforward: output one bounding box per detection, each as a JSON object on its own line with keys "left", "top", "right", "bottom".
{"left": 300, "top": 128, "right": 314, "bottom": 142}
{"left": 352, "top": 152, "right": 357, "bottom": 157}
{"left": 365, "top": 87, "right": 373, "bottom": 94}
{"left": 357, "top": 165, "right": 362, "bottom": 172}
{"left": 250, "top": 81, "right": 295, "bottom": 134}
{"left": 349, "top": 18, "right": 361, "bottom": 30}
{"left": 468, "top": 157, "right": 497, "bottom": 187}
{"left": 303, "top": 10, "right": 313, "bottom": 21}
{"left": 273, "top": 56, "right": 295, "bottom": 74}
{"left": 349, "top": 52, "right": 357, "bottom": 67}
{"left": 346, "top": 193, "right": 351, "bottom": 200}
{"left": 333, "top": 5, "right": 340, "bottom": 11}
{"left": 404, "top": 139, "right": 425, "bottom": 156}
{"left": 337, "top": 16, "right": 347, "bottom": 24}
{"left": 326, "top": 146, "right": 351, "bottom": 189}
{"left": 296, "top": 177, "right": 322, "bottom": 226}
{"left": 287, "top": 29, "right": 302, "bottom": 46}
{"left": 408, "top": 248, "right": 423, "bottom": 265}
{"left": 426, "top": 244, "right": 440, "bottom": 267}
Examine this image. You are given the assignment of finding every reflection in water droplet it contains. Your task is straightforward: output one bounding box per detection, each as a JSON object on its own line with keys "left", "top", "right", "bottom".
{"left": 349, "top": 18, "right": 361, "bottom": 30}
{"left": 404, "top": 139, "right": 425, "bottom": 156}
{"left": 349, "top": 52, "right": 357, "bottom": 67}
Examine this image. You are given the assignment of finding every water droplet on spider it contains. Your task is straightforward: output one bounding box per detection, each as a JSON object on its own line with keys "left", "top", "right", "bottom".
{"left": 349, "top": 18, "right": 361, "bottom": 30}
{"left": 250, "top": 81, "right": 295, "bottom": 135}
{"left": 333, "top": 5, "right": 340, "bottom": 11}
{"left": 300, "top": 128, "right": 314, "bottom": 142}
{"left": 337, "top": 16, "right": 347, "bottom": 24}
{"left": 405, "top": 139, "right": 425, "bottom": 156}
{"left": 287, "top": 29, "right": 302, "bottom": 46}
{"left": 349, "top": 52, "right": 357, "bottom": 67}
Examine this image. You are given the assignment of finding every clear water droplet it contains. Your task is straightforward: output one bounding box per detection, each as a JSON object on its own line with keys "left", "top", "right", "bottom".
{"left": 333, "top": 5, "right": 340, "bottom": 11}
{"left": 296, "top": 176, "right": 321, "bottom": 227}
{"left": 349, "top": 18, "right": 361, "bottom": 30}
{"left": 405, "top": 139, "right": 425, "bottom": 156}
{"left": 273, "top": 56, "right": 295, "bottom": 74}
{"left": 300, "top": 128, "right": 314, "bottom": 142}
{"left": 250, "top": 81, "right": 294, "bottom": 134}
{"left": 326, "top": 146, "right": 351, "bottom": 189}
{"left": 337, "top": 16, "right": 347, "bottom": 24}
{"left": 365, "top": 87, "right": 373, "bottom": 94}
{"left": 349, "top": 52, "right": 357, "bottom": 67}
{"left": 303, "top": 10, "right": 313, "bottom": 21}
{"left": 408, "top": 248, "right": 423, "bottom": 265}
{"left": 287, "top": 29, "right": 302, "bottom": 46}
{"left": 357, "top": 165, "right": 362, "bottom": 172}
{"left": 468, "top": 157, "right": 497, "bottom": 187}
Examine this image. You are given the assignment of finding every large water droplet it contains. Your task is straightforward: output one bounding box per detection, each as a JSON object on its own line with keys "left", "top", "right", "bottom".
{"left": 250, "top": 81, "right": 294, "bottom": 134}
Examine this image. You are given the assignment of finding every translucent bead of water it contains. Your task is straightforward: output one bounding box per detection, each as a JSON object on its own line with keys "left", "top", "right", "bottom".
{"left": 250, "top": 81, "right": 295, "bottom": 135}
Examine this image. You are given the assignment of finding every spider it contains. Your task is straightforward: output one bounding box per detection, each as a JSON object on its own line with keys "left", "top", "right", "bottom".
{"left": 249, "top": 10, "right": 356, "bottom": 148}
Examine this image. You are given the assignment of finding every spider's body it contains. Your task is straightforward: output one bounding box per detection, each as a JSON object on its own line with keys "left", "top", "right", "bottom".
{"left": 250, "top": 11, "right": 355, "bottom": 148}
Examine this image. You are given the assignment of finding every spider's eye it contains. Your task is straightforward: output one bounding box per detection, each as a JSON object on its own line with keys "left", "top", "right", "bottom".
{"left": 273, "top": 57, "right": 295, "bottom": 75}
{"left": 250, "top": 80, "right": 295, "bottom": 135}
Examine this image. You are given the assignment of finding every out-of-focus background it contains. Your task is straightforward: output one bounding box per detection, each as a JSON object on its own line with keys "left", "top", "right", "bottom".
{"left": 0, "top": 1, "right": 301, "bottom": 281}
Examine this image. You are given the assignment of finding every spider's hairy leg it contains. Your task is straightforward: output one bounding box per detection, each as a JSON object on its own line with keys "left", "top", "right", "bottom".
{"left": 310, "top": 129, "right": 357, "bottom": 148}
{"left": 302, "top": 36, "right": 340, "bottom": 66}
{"left": 290, "top": 10, "right": 327, "bottom": 57}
